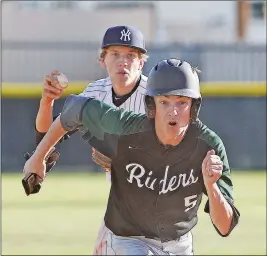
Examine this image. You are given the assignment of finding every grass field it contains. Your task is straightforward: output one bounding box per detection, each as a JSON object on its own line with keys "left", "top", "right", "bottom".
{"left": 2, "top": 170, "right": 266, "bottom": 255}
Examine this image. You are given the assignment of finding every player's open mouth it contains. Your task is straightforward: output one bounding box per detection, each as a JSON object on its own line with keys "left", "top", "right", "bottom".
{"left": 168, "top": 121, "right": 177, "bottom": 126}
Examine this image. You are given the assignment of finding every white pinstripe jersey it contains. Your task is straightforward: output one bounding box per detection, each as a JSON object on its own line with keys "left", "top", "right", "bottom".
{"left": 79, "top": 74, "right": 148, "bottom": 181}
{"left": 79, "top": 75, "right": 147, "bottom": 113}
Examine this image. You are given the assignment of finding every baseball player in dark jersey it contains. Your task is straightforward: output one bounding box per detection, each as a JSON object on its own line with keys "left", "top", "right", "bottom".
{"left": 23, "top": 58, "right": 240, "bottom": 255}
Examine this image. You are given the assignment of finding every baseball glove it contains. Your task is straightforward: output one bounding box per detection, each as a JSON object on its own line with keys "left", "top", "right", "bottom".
{"left": 22, "top": 148, "right": 60, "bottom": 196}
{"left": 92, "top": 148, "right": 111, "bottom": 171}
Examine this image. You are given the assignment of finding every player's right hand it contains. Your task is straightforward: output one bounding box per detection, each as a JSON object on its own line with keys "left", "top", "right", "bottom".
{"left": 42, "top": 70, "right": 65, "bottom": 101}
{"left": 22, "top": 153, "right": 46, "bottom": 196}
{"left": 22, "top": 154, "right": 46, "bottom": 196}
{"left": 22, "top": 148, "right": 59, "bottom": 196}
{"left": 24, "top": 148, "right": 60, "bottom": 174}
{"left": 23, "top": 153, "right": 46, "bottom": 181}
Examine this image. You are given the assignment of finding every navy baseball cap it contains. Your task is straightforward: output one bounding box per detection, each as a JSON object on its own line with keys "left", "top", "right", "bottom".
{"left": 101, "top": 25, "right": 147, "bottom": 53}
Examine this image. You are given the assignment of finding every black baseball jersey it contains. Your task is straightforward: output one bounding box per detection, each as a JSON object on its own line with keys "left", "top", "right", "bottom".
{"left": 60, "top": 95, "right": 240, "bottom": 242}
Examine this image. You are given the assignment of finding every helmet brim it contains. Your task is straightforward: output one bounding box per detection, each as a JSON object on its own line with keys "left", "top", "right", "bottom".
{"left": 145, "top": 88, "right": 201, "bottom": 99}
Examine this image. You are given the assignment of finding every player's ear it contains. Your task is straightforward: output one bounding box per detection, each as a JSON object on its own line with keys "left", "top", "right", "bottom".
{"left": 99, "top": 57, "right": 106, "bottom": 68}
{"left": 138, "top": 59, "right": 144, "bottom": 71}
{"left": 148, "top": 109, "right": 155, "bottom": 119}
{"left": 98, "top": 48, "right": 107, "bottom": 68}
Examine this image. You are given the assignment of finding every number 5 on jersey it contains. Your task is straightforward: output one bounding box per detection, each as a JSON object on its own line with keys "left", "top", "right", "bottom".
{"left": 184, "top": 194, "right": 198, "bottom": 212}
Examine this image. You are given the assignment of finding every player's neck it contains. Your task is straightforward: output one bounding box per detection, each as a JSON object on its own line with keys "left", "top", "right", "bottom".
{"left": 112, "top": 76, "right": 140, "bottom": 97}
{"left": 156, "top": 126, "right": 188, "bottom": 146}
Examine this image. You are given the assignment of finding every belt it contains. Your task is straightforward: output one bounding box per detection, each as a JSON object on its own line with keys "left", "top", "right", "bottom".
{"left": 144, "top": 236, "right": 161, "bottom": 241}
{"left": 144, "top": 232, "right": 189, "bottom": 243}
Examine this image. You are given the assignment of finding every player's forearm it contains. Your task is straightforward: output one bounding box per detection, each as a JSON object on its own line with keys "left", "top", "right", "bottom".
{"left": 206, "top": 183, "right": 233, "bottom": 236}
{"left": 34, "top": 116, "right": 67, "bottom": 161}
{"left": 36, "top": 98, "right": 54, "bottom": 132}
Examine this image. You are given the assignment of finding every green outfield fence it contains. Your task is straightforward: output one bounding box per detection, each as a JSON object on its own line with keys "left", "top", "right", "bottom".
{"left": 1, "top": 82, "right": 266, "bottom": 171}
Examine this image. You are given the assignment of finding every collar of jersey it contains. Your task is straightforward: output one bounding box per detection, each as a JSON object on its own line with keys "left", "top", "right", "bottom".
{"left": 111, "top": 74, "right": 142, "bottom": 106}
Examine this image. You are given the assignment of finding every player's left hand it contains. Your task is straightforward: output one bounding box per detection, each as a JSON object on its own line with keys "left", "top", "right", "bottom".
{"left": 202, "top": 149, "right": 223, "bottom": 187}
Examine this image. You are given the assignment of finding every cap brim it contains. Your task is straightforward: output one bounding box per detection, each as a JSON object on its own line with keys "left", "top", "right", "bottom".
{"left": 102, "top": 44, "right": 147, "bottom": 54}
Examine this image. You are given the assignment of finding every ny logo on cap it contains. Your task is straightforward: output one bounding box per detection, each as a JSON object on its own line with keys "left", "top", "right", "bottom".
{"left": 120, "top": 29, "right": 131, "bottom": 41}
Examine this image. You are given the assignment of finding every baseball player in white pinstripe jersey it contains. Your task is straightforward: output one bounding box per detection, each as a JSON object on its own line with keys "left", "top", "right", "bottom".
{"left": 31, "top": 25, "right": 149, "bottom": 255}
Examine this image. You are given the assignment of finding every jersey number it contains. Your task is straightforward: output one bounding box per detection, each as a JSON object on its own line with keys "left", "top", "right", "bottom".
{"left": 184, "top": 194, "right": 198, "bottom": 212}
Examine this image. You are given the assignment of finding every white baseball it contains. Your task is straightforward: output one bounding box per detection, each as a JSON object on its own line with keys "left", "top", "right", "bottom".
{"left": 54, "top": 73, "right": 68, "bottom": 88}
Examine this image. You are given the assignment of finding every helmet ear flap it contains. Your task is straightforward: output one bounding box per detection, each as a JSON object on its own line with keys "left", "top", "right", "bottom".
{"left": 190, "top": 98, "right": 202, "bottom": 120}
{"left": 144, "top": 96, "right": 156, "bottom": 119}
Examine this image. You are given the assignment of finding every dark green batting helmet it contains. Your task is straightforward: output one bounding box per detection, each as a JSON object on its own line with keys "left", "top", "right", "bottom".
{"left": 144, "top": 58, "right": 202, "bottom": 120}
